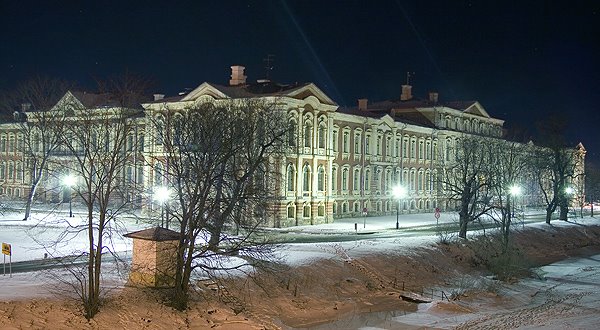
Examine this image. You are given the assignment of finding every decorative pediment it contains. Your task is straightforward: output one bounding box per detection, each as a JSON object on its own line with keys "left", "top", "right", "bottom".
{"left": 285, "top": 83, "right": 337, "bottom": 106}
{"left": 181, "top": 83, "right": 229, "bottom": 102}
{"left": 51, "top": 91, "right": 84, "bottom": 113}
{"left": 463, "top": 101, "right": 490, "bottom": 118}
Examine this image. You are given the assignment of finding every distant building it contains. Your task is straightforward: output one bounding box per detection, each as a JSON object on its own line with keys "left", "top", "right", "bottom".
{"left": 0, "top": 65, "right": 585, "bottom": 226}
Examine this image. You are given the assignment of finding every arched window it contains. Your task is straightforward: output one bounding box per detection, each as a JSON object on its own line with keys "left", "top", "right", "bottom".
{"left": 365, "top": 169, "right": 370, "bottom": 190}
{"left": 0, "top": 135, "right": 6, "bottom": 152}
{"left": 302, "top": 164, "right": 311, "bottom": 191}
{"left": 8, "top": 161, "right": 14, "bottom": 181}
{"left": 303, "top": 121, "right": 312, "bottom": 147}
{"left": 317, "top": 166, "right": 325, "bottom": 191}
{"left": 288, "top": 119, "right": 297, "bottom": 147}
{"left": 353, "top": 168, "right": 360, "bottom": 190}
{"left": 287, "top": 204, "right": 295, "bottom": 218}
{"left": 318, "top": 122, "right": 326, "bottom": 148}
{"left": 8, "top": 134, "right": 15, "bottom": 152}
{"left": 354, "top": 132, "right": 361, "bottom": 154}
{"left": 287, "top": 165, "right": 295, "bottom": 192}
{"left": 16, "top": 162, "right": 22, "bottom": 181}
{"left": 342, "top": 168, "right": 348, "bottom": 190}
{"left": 303, "top": 203, "right": 311, "bottom": 218}
{"left": 343, "top": 131, "right": 349, "bottom": 153}
{"left": 154, "top": 162, "right": 163, "bottom": 185}
{"left": 155, "top": 115, "right": 164, "bottom": 145}
{"left": 0, "top": 161, "right": 5, "bottom": 179}
{"left": 318, "top": 203, "right": 325, "bottom": 216}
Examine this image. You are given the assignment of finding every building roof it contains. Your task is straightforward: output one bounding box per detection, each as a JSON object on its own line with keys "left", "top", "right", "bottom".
{"left": 124, "top": 227, "right": 181, "bottom": 241}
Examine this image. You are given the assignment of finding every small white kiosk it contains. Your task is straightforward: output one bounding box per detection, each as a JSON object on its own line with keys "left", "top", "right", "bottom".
{"left": 124, "top": 227, "right": 180, "bottom": 288}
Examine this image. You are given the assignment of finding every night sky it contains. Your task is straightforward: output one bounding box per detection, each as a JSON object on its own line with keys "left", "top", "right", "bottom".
{"left": 1, "top": 1, "right": 599, "bottom": 161}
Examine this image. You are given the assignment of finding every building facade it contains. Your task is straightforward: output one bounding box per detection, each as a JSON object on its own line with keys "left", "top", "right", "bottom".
{"left": 0, "top": 66, "right": 585, "bottom": 226}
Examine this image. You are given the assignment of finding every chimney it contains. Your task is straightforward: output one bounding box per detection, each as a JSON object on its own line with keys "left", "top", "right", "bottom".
{"left": 428, "top": 92, "right": 439, "bottom": 103}
{"left": 229, "top": 65, "right": 247, "bottom": 86}
{"left": 400, "top": 85, "right": 412, "bottom": 101}
{"left": 153, "top": 94, "right": 165, "bottom": 101}
{"left": 358, "top": 98, "right": 368, "bottom": 111}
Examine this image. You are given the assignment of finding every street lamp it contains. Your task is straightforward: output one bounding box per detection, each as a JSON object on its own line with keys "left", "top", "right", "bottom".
{"left": 509, "top": 185, "right": 521, "bottom": 218}
{"left": 392, "top": 185, "right": 407, "bottom": 229}
{"left": 62, "top": 174, "right": 76, "bottom": 218}
{"left": 153, "top": 186, "right": 171, "bottom": 228}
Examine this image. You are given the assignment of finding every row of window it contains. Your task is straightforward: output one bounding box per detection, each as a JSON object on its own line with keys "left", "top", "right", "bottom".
{"left": 285, "top": 163, "right": 438, "bottom": 194}
{"left": 0, "top": 134, "right": 24, "bottom": 154}
{"left": 0, "top": 161, "right": 24, "bottom": 181}
{"left": 440, "top": 115, "right": 501, "bottom": 136}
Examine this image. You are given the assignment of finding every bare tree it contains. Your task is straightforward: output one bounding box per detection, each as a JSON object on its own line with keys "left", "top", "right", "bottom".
{"left": 58, "top": 76, "right": 146, "bottom": 319}
{"left": 529, "top": 115, "right": 581, "bottom": 223}
{"left": 486, "top": 139, "right": 528, "bottom": 252}
{"left": 148, "top": 99, "right": 287, "bottom": 310}
{"left": 440, "top": 134, "right": 492, "bottom": 239}
{"left": 0, "top": 77, "right": 73, "bottom": 220}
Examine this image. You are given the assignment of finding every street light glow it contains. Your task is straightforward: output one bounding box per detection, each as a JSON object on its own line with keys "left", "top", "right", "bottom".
{"left": 509, "top": 185, "right": 521, "bottom": 196}
{"left": 565, "top": 187, "right": 575, "bottom": 195}
{"left": 62, "top": 174, "right": 76, "bottom": 187}
{"left": 153, "top": 186, "right": 171, "bottom": 203}
{"left": 393, "top": 185, "right": 407, "bottom": 199}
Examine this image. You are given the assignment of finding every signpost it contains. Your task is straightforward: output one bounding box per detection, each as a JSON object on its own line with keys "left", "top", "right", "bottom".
{"left": 434, "top": 207, "right": 441, "bottom": 227}
{"left": 2, "top": 242, "right": 11, "bottom": 277}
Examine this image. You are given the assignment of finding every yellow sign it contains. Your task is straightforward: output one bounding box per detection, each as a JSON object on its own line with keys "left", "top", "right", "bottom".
{"left": 1, "top": 243, "right": 10, "bottom": 256}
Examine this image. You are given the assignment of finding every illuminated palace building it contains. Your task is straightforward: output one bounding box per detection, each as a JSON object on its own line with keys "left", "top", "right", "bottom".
{"left": 0, "top": 66, "right": 582, "bottom": 227}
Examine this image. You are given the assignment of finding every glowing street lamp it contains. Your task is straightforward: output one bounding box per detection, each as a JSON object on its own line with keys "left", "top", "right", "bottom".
{"left": 393, "top": 185, "right": 407, "bottom": 229}
{"left": 509, "top": 185, "right": 522, "bottom": 218}
{"left": 153, "top": 186, "right": 171, "bottom": 228}
{"left": 62, "top": 174, "right": 76, "bottom": 218}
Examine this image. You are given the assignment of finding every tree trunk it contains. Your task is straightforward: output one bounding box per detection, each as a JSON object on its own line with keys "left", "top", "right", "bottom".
{"left": 458, "top": 213, "right": 469, "bottom": 239}
{"left": 23, "top": 175, "right": 42, "bottom": 220}
{"left": 559, "top": 205, "right": 568, "bottom": 220}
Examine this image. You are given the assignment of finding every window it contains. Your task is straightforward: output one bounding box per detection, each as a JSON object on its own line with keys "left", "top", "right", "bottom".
{"left": 138, "top": 134, "right": 145, "bottom": 152}
{"left": 365, "top": 135, "right": 370, "bottom": 154}
{"left": 353, "top": 168, "right": 360, "bottom": 190}
{"left": 410, "top": 139, "right": 416, "bottom": 158}
{"left": 8, "top": 135, "right": 14, "bottom": 153}
{"left": 303, "top": 204, "right": 311, "bottom": 217}
{"left": 402, "top": 138, "right": 408, "bottom": 158}
{"left": 303, "top": 121, "right": 312, "bottom": 147}
{"left": 154, "top": 162, "right": 163, "bottom": 185}
{"left": 155, "top": 115, "right": 164, "bottom": 145}
{"left": 287, "top": 165, "right": 295, "bottom": 192}
{"left": 426, "top": 141, "right": 431, "bottom": 160}
{"left": 343, "top": 132, "right": 349, "bottom": 153}
{"left": 8, "top": 162, "right": 14, "bottom": 181}
{"left": 0, "top": 135, "right": 6, "bottom": 152}
{"left": 418, "top": 140, "right": 424, "bottom": 160}
{"left": 287, "top": 204, "right": 295, "bottom": 218}
{"left": 376, "top": 135, "right": 382, "bottom": 155}
{"left": 318, "top": 203, "right": 325, "bottom": 216}
{"left": 318, "top": 123, "right": 326, "bottom": 148}
{"left": 137, "top": 166, "right": 144, "bottom": 185}
{"left": 317, "top": 166, "right": 325, "bottom": 191}
{"left": 16, "top": 162, "right": 22, "bottom": 181}
{"left": 302, "top": 165, "right": 311, "bottom": 191}
{"left": 288, "top": 120, "right": 297, "bottom": 147}
{"left": 365, "top": 169, "right": 370, "bottom": 190}
{"left": 354, "top": 133, "right": 361, "bottom": 154}
{"left": 342, "top": 168, "right": 349, "bottom": 190}
{"left": 385, "top": 136, "right": 391, "bottom": 156}
{"left": 332, "top": 130, "right": 338, "bottom": 152}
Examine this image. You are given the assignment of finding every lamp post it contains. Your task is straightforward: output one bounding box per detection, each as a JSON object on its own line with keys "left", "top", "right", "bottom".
{"left": 153, "top": 186, "right": 171, "bottom": 228}
{"left": 565, "top": 186, "right": 575, "bottom": 216}
{"left": 62, "top": 174, "right": 76, "bottom": 218}
{"left": 509, "top": 185, "right": 521, "bottom": 219}
{"left": 393, "top": 185, "right": 407, "bottom": 229}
